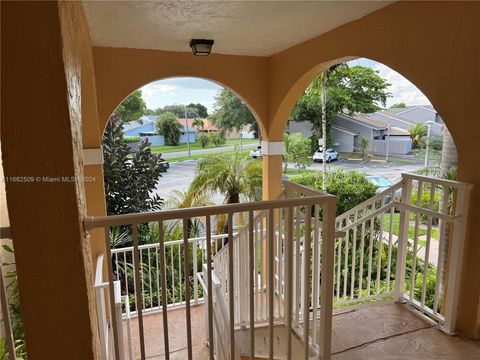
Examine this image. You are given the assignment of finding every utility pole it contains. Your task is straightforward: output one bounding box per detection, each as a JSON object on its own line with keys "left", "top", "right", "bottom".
{"left": 385, "top": 122, "right": 391, "bottom": 162}
{"left": 321, "top": 72, "right": 327, "bottom": 192}
{"left": 185, "top": 104, "right": 191, "bottom": 157}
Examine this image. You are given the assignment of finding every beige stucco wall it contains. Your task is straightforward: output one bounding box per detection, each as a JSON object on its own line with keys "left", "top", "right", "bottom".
{"left": 90, "top": 1, "right": 480, "bottom": 337}
{"left": 1, "top": 0, "right": 479, "bottom": 356}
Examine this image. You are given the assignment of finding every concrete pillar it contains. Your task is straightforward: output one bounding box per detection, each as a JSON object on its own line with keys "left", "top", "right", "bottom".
{"left": 261, "top": 141, "right": 284, "bottom": 200}
{"left": 1, "top": 2, "right": 100, "bottom": 358}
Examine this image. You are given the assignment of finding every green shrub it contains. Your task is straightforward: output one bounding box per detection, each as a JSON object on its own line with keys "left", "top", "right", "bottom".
{"left": 289, "top": 169, "right": 377, "bottom": 215}
{"left": 197, "top": 132, "right": 209, "bottom": 148}
{"left": 123, "top": 136, "right": 141, "bottom": 143}
{"left": 410, "top": 187, "right": 440, "bottom": 225}
{"left": 209, "top": 131, "right": 226, "bottom": 147}
{"left": 156, "top": 111, "right": 183, "bottom": 145}
{"left": 418, "top": 135, "right": 443, "bottom": 151}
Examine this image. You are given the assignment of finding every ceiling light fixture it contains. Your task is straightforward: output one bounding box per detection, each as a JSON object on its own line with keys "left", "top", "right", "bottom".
{"left": 189, "top": 39, "right": 214, "bottom": 56}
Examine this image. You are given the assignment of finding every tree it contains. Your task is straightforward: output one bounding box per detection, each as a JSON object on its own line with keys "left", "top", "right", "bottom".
{"left": 409, "top": 123, "right": 427, "bottom": 149}
{"left": 103, "top": 114, "right": 163, "bottom": 215}
{"left": 210, "top": 89, "right": 259, "bottom": 137}
{"left": 359, "top": 136, "right": 369, "bottom": 157}
{"left": 115, "top": 90, "right": 147, "bottom": 123}
{"left": 197, "top": 132, "right": 209, "bottom": 148}
{"left": 166, "top": 188, "right": 213, "bottom": 236}
{"left": 188, "top": 103, "right": 208, "bottom": 118}
{"left": 156, "top": 111, "right": 183, "bottom": 145}
{"left": 390, "top": 102, "right": 406, "bottom": 108}
{"left": 290, "top": 65, "right": 391, "bottom": 139}
{"left": 155, "top": 104, "right": 200, "bottom": 118}
{"left": 192, "top": 118, "right": 205, "bottom": 130}
{"left": 190, "top": 149, "right": 262, "bottom": 204}
{"left": 283, "top": 133, "right": 311, "bottom": 173}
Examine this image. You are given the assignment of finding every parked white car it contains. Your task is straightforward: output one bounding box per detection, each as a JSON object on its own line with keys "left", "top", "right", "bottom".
{"left": 250, "top": 145, "right": 262, "bottom": 159}
{"left": 312, "top": 148, "right": 338, "bottom": 162}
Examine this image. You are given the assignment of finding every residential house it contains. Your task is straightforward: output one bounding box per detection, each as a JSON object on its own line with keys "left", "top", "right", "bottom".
{"left": 384, "top": 105, "right": 444, "bottom": 136}
{"left": 123, "top": 115, "right": 197, "bottom": 146}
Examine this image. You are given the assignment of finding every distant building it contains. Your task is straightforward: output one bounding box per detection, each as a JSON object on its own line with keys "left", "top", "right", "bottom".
{"left": 378, "top": 105, "right": 444, "bottom": 136}
{"left": 123, "top": 115, "right": 197, "bottom": 146}
{"left": 287, "top": 111, "right": 412, "bottom": 155}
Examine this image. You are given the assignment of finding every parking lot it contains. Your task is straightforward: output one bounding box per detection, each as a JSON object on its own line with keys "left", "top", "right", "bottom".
{"left": 155, "top": 156, "right": 425, "bottom": 203}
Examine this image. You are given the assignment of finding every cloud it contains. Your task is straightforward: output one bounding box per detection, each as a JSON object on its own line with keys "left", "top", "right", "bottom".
{"left": 372, "top": 63, "right": 431, "bottom": 107}
{"left": 141, "top": 83, "right": 182, "bottom": 97}
{"left": 349, "top": 59, "right": 432, "bottom": 108}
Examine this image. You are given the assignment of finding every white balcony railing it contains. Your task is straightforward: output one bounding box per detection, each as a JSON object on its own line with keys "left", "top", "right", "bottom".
{"left": 88, "top": 173, "right": 472, "bottom": 359}
{"left": 86, "top": 187, "right": 337, "bottom": 360}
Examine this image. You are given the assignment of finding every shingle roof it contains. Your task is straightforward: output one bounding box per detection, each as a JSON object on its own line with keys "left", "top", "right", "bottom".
{"left": 338, "top": 112, "right": 388, "bottom": 130}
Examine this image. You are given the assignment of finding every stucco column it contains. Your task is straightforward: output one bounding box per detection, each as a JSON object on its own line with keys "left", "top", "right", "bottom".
{"left": 261, "top": 141, "right": 284, "bottom": 200}
{"left": 1, "top": 2, "right": 100, "bottom": 358}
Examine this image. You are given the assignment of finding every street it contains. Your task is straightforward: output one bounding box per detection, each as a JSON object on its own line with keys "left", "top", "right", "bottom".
{"left": 155, "top": 156, "right": 424, "bottom": 203}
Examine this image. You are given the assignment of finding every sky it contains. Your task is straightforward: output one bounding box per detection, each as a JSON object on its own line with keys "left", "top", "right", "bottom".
{"left": 140, "top": 58, "right": 431, "bottom": 113}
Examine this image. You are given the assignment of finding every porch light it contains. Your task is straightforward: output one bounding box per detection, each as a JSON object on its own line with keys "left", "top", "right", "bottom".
{"left": 189, "top": 39, "right": 214, "bottom": 56}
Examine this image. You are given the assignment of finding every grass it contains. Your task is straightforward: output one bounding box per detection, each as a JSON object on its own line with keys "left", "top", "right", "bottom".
{"left": 166, "top": 148, "right": 253, "bottom": 163}
{"left": 384, "top": 213, "right": 439, "bottom": 241}
{"left": 151, "top": 138, "right": 258, "bottom": 154}
{"left": 339, "top": 152, "right": 415, "bottom": 164}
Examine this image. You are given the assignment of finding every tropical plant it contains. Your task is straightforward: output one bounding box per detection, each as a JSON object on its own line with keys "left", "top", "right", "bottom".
{"left": 103, "top": 114, "right": 163, "bottom": 215}
{"left": 359, "top": 136, "right": 369, "bottom": 157}
{"left": 283, "top": 133, "right": 311, "bottom": 172}
{"left": 409, "top": 123, "right": 427, "bottom": 149}
{"left": 197, "top": 132, "right": 209, "bottom": 148}
{"left": 156, "top": 111, "right": 183, "bottom": 146}
{"left": 209, "top": 131, "right": 226, "bottom": 147}
{"left": 192, "top": 118, "right": 205, "bottom": 130}
{"left": 166, "top": 188, "right": 213, "bottom": 236}
{"left": 190, "top": 149, "right": 262, "bottom": 204}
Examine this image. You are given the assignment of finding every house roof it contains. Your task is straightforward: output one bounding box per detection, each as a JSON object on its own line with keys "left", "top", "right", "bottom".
{"left": 387, "top": 105, "right": 436, "bottom": 115}
{"left": 123, "top": 115, "right": 200, "bottom": 133}
{"left": 337, "top": 112, "right": 388, "bottom": 130}
{"left": 387, "top": 126, "right": 410, "bottom": 136}
{"left": 370, "top": 111, "right": 416, "bottom": 127}
{"left": 332, "top": 125, "right": 357, "bottom": 136}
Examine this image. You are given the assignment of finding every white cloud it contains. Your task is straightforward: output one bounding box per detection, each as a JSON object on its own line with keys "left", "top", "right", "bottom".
{"left": 141, "top": 83, "right": 182, "bottom": 97}
{"left": 372, "top": 63, "right": 431, "bottom": 108}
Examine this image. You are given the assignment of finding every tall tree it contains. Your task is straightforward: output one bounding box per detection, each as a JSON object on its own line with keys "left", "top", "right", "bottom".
{"left": 102, "top": 114, "right": 163, "bottom": 215}
{"left": 290, "top": 65, "right": 391, "bottom": 139}
{"left": 390, "top": 102, "right": 406, "bottom": 108}
{"left": 188, "top": 103, "right": 209, "bottom": 118}
{"left": 155, "top": 104, "right": 200, "bottom": 118}
{"left": 156, "top": 111, "right": 183, "bottom": 145}
{"left": 210, "top": 89, "right": 259, "bottom": 137}
{"left": 115, "top": 90, "right": 147, "bottom": 123}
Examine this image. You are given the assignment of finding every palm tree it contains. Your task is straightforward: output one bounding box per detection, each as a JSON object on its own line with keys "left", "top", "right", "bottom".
{"left": 409, "top": 123, "right": 427, "bottom": 149}
{"left": 166, "top": 188, "right": 213, "bottom": 236}
{"left": 359, "top": 136, "right": 369, "bottom": 157}
{"left": 190, "top": 149, "right": 262, "bottom": 204}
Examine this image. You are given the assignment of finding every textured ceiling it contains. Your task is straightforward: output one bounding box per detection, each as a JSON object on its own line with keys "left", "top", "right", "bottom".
{"left": 83, "top": 1, "right": 392, "bottom": 57}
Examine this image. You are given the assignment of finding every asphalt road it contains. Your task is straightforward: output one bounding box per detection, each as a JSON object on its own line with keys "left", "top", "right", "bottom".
{"left": 155, "top": 156, "right": 424, "bottom": 203}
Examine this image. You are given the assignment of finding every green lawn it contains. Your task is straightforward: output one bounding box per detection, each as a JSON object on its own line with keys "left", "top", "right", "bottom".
{"left": 384, "top": 212, "right": 439, "bottom": 241}
{"left": 166, "top": 148, "right": 253, "bottom": 163}
{"left": 151, "top": 138, "right": 259, "bottom": 154}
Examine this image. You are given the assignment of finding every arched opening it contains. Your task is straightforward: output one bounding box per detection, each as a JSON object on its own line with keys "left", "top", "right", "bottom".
{"left": 98, "top": 76, "right": 267, "bottom": 359}
{"left": 278, "top": 56, "right": 463, "bottom": 347}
